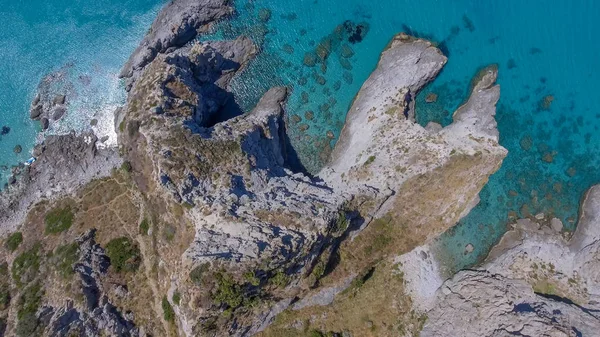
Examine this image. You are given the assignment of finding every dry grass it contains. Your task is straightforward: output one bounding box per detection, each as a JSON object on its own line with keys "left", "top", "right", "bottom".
{"left": 259, "top": 261, "right": 426, "bottom": 337}
{"left": 261, "top": 153, "right": 502, "bottom": 335}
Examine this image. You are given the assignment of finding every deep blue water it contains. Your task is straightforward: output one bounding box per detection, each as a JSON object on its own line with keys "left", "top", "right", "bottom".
{"left": 2, "top": 0, "right": 599, "bottom": 273}
{"left": 203, "top": 0, "right": 600, "bottom": 273}
{"left": 0, "top": 0, "right": 164, "bottom": 185}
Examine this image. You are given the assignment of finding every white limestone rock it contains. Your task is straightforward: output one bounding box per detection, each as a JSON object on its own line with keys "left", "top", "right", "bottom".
{"left": 422, "top": 270, "right": 600, "bottom": 337}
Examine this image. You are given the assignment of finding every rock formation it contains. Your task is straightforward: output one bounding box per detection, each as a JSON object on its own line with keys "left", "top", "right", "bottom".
{"left": 112, "top": 18, "right": 506, "bottom": 334}
{"left": 0, "top": 131, "right": 121, "bottom": 236}
{"left": 422, "top": 270, "right": 600, "bottom": 337}
{"left": 120, "top": 0, "right": 234, "bottom": 83}
{"left": 404, "top": 186, "right": 600, "bottom": 336}
{"left": 0, "top": 0, "right": 534, "bottom": 336}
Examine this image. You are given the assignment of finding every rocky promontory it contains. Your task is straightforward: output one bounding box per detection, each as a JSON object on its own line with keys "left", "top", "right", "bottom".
{"left": 120, "top": 0, "right": 234, "bottom": 83}
{"left": 6, "top": 0, "right": 581, "bottom": 336}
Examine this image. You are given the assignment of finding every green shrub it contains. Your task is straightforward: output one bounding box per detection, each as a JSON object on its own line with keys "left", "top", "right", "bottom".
{"left": 243, "top": 271, "right": 260, "bottom": 286}
{"left": 335, "top": 211, "right": 350, "bottom": 233}
{"left": 172, "top": 291, "right": 181, "bottom": 305}
{"left": 309, "top": 330, "right": 325, "bottom": 337}
{"left": 0, "top": 262, "right": 10, "bottom": 309}
{"left": 190, "top": 263, "right": 209, "bottom": 285}
{"left": 51, "top": 243, "right": 79, "bottom": 279}
{"left": 15, "top": 282, "right": 43, "bottom": 337}
{"left": 139, "top": 219, "right": 150, "bottom": 236}
{"left": 162, "top": 296, "right": 175, "bottom": 322}
{"left": 105, "top": 237, "right": 141, "bottom": 273}
{"left": 311, "top": 261, "right": 326, "bottom": 281}
{"left": 121, "top": 161, "right": 132, "bottom": 173}
{"left": 45, "top": 206, "right": 74, "bottom": 234}
{"left": 213, "top": 272, "right": 243, "bottom": 309}
{"left": 269, "top": 271, "right": 289, "bottom": 288}
{"left": 5, "top": 232, "right": 23, "bottom": 251}
{"left": 364, "top": 155, "right": 376, "bottom": 166}
{"left": 12, "top": 244, "right": 41, "bottom": 288}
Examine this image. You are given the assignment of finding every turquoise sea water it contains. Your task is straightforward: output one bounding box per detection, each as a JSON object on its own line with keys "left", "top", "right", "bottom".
{"left": 203, "top": 0, "right": 600, "bottom": 272}
{"left": 0, "top": 0, "right": 164, "bottom": 185}
{"left": 2, "top": 1, "right": 599, "bottom": 273}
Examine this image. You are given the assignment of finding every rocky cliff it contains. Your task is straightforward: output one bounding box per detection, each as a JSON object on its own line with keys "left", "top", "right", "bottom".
{"left": 421, "top": 184, "right": 600, "bottom": 336}
{"left": 0, "top": 0, "right": 523, "bottom": 336}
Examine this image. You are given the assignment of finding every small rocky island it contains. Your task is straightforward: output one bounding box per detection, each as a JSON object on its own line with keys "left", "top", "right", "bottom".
{"left": 0, "top": 1, "right": 598, "bottom": 336}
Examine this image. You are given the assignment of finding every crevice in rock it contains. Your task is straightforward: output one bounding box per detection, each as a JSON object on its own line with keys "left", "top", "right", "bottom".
{"left": 534, "top": 292, "right": 600, "bottom": 316}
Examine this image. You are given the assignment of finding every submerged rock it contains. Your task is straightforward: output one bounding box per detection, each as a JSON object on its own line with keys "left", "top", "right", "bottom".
{"left": 539, "top": 94, "right": 555, "bottom": 110}
{"left": 282, "top": 43, "right": 294, "bottom": 54}
{"left": 340, "top": 44, "right": 355, "bottom": 58}
{"left": 303, "top": 52, "right": 317, "bottom": 67}
{"left": 258, "top": 8, "right": 272, "bottom": 22}
{"left": 298, "top": 123, "right": 310, "bottom": 132}
{"left": 425, "top": 92, "right": 438, "bottom": 103}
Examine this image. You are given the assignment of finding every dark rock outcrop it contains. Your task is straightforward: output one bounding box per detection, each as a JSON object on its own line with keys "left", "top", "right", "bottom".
{"left": 120, "top": 0, "right": 234, "bottom": 82}
{"left": 43, "top": 230, "right": 139, "bottom": 337}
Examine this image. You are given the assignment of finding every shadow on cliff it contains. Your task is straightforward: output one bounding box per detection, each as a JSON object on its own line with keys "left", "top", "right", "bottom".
{"left": 281, "top": 121, "right": 310, "bottom": 176}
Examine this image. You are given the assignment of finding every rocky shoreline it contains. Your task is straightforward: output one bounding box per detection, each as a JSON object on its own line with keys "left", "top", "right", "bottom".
{"left": 420, "top": 184, "right": 600, "bottom": 336}
{"left": 0, "top": 0, "right": 597, "bottom": 336}
{"left": 0, "top": 132, "right": 121, "bottom": 236}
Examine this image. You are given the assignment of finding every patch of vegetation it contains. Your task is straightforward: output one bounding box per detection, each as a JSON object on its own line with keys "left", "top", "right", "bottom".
{"left": 121, "top": 161, "right": 132, "bottom": 173}
{"left": 190, "top": 263, "right": 209, "bottom": 286}
{"left": 269, "top": 271, "right": 289, "bottom": 288}
{"left": 172, "top": 291, "right": 181, "bottom": 305}
{"left": 105, "top": 237, "right": 141, "bottom": 273}
{"left": 364, "top": 155, "right": 376, "bottom": 166}
{"left": 5, "top": 231, "right": 23, "bottom": 251}
{"left": 162, "top": 296, "right": 175, "bottom": 322}
{"left": 0, "top": 262, "right": 11, "bottom": 310}
{"left": 15, "top": 282, "right": 43, "bottom": 337}
{"left": 127, "top": 120, "right": 140, "bottom": 138}
{"left": 12, "top": 244, "right": 41, "bottom": 288}
{"left": 364, "top": 217, "right": 393, "bottom": 255}
{"left": 51, "top": 243, "right": 79, "bottom": 279}
{"left": 309, "top": 259, "right": 327, "bottom": 286}
{"left": 139, "top": 218, "right": 150, "bottom": 236}
{"left": 213, "top": 272, "right": 243, "bottom": 309}
{"left": 309, "top": 330, "right": 325, "bottom": 337}
{"left": 243, "top": 271, "right": 261, "bottom": 286}
{"left": 534, "top": 280, "right": 557, "bottom": 296}
{"left": 308, "top": 330, "right": 341, "bottom": 337}
{"left": 163, "top": 224, "right": 176, "bottom": 242}
{"left": 45, "top": 206, "right": 74, "bottom": 234}
{"left": 119, "top": 119, "right": 125, "bottom": 133}
{"left": 334, "top": 211, "right": 350, "bottom": 234}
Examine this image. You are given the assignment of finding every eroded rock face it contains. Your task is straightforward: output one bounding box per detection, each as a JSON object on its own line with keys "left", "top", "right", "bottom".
{"left": 321, "top": 34, "right": 506, "bottom": 242}
{"left": 115, "top": 31, "right": 508, "bottom": 336}
{"left": 0, "top": 131, "right": 121, "bottom": 235}
{"left": 118, "top": 31, "right": 346, "bottom": 335}
{"left": 42, "top": 230, "right": 139, "bottom": 337}
{"left": 418, "top": 185, "right": 600, "bottom": 336}
{"left": 120, "top": 0, "right": 234, "bottom": 82}
{"left": 422, "top": 271, "right": 600, "bottom": 337}
{"left": 3, "top": 3, "right": 511, "bottom": 336}
{"left": 482, "top": 185, "right": 600, "bottom": 310}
